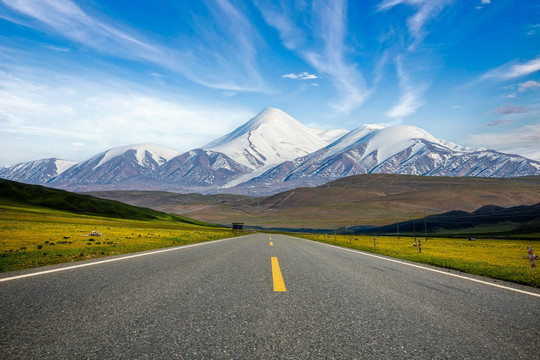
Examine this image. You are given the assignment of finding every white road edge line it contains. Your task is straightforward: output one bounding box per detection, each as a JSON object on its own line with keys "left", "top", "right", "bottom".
{"left": 308, "top": 239, "right": 540, "bottom": 298}
{"left": 0, "top": 236, "right": 242, "bottom": 283}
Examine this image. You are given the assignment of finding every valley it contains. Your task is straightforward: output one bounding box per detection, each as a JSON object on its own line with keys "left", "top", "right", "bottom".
{"left": 85, "top": 174, "right": 540, "bottom": 230}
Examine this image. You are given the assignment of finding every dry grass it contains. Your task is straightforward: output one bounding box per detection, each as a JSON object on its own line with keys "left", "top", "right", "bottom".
{"left": 97, "top": 175, "right": 540, "bottom": 229}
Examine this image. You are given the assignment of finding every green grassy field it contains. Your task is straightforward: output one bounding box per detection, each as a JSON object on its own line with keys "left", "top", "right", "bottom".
{"left": 297, "top": 233, "right": 540, "bottom": 288}
{"left": 2, "top": 203, "right": 538, "bottom": 288}
{"left": 0, "top": 203, "right": 239, "bottom": 273}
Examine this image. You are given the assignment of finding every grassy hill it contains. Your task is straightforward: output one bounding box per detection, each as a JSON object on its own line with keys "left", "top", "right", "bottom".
{"left": 0, "top": 179, "right": 241, "bottom": 273}
{"left": 0, "top": 179, "right": 212, "bottom": 226}
{"left": 353, "top": 202, "right": 540, "bottom": 238}
{"left": 86, "top": 174, "right": 540, "bottom": 230}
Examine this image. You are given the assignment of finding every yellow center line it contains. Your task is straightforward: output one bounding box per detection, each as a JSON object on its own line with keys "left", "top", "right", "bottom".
{"left": 270, "top": 241, "right": 273, "bottom": 246}
{"left": 271, "top": 257, "right": 287, "bottom": 292}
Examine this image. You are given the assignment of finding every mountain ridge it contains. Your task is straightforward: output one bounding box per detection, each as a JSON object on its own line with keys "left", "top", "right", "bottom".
{"left": 203, "top": 107, "right": 331, "bottom": 170}
{"left": 1, "top": 108, "right": 540, "bottom": 195}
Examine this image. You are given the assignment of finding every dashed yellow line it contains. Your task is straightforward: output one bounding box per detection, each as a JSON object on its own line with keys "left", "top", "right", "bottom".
{"left": 270, "top": 241, "right": 273, "bottom": 246}
{"left": 271, "top": 257, "right": 286, "bottom": 292}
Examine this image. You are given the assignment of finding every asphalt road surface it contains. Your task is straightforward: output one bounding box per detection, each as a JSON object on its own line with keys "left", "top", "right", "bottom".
{"left": 1, "top": 234, "right": 539, "bottom": 359}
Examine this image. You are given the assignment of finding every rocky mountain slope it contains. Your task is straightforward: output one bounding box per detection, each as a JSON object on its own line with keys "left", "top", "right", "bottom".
{"left": 231, "top": 125, "right": 540, "bottom": 194}
{"left": 0, "top": 158, "right": 76, "bottom": 185}
{"left": 203, "top": 107, "right": 333, "bottom": 170}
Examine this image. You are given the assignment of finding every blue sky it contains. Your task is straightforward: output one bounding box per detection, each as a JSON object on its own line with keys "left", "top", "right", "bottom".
{"left": 0, "top": 0, "right": 539, "bottom": 167}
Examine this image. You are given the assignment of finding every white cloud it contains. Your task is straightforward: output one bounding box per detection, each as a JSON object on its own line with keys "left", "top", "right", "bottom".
{"left": 282, "top": 72, "right": 318, "bottom": 80}
{"left": 0, "top": 0, "right": 156, "bottom": 55}
{"left": 283, "top": 73, "right": 299, "bottom": 79}
{"left": 0, "top": 0, "right": 267, "bottom": 92}
{"left": 386, "top": 57, "right": 427, "bottom": 119}
{"left": 467, "top": 124, "right": 540, "bottom": 161}
{"left": 526, "top": 24, "right": 540, "bottom": 36}
{"left": 476, "top": 0, "right": 490, "bottom": 10}
{"left": 481, "top": 56, "right": 540, "bottom": 81}
{"left": 256, "top": 0, "right": 370, "bottom": 114}
{"left": 0, "top": 69, "right": 253, "bottom": 164}
{"left": 377, "top": 0, "right": 453, "bottom": 47}
{"left": 518, "top": 80, "right": 540, "bottom": 92}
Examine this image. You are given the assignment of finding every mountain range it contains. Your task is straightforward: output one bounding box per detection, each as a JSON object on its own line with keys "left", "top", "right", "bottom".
{"left": 2, "top": 107, "right": 540, "bottom": 195}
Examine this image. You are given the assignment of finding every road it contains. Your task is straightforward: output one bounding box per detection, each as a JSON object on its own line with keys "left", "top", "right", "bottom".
{"left": 1, "top": 233, "right": 539, "bottom": 359}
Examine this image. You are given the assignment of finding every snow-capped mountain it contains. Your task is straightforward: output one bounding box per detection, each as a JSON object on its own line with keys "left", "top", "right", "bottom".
{"left": 203, "top": 107, "right": 330, "bottom": 170}
{"left": 312, "top": 128, "right": 350, "bottom": 143}
{"left": 155, "top": 149, "right": 251, "bottom": 191}
{"left": 0, "top": 158, "right": 76, "bottom": 185}
{"left": 1, "top": 108, "right": 539, "bottom": 195}
{"left": 231, "top": 124, "right": 540, "bottom": 194}
{"left": 49, "top": 144, "right": 180, "bottom": 191}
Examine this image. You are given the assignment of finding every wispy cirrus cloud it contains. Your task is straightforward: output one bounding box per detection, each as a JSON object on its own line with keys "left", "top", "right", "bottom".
{"left": 0, "top": 68, "right": 253, "bottom": 165}
{"left": 0, "top": 0, "right": 266, "bottom": 92}
{"left": 386, "top": 57, "right": 427, "bottom": 120}
{"left": 0, "top": 0, "right": 156, "bottom": 54}
{"left": 256, "top": 0, "right": 370, "bottom": 114}
{"left": 481, "top": 56, "right": 540, "bottom": 81}
{"left": 377, "top": 0, "right": 453, "bottom": 48}
{"left": 476, "top": 0, "right": 491, "bottom": 10}
{"left": 189, "top": 0, "right": 266, "bottom": 91}
{"left": 526, "top": 24, "right": 540, "bottom": 36}
{"left": 376, "top": 1, "right": 452, "bottom": 119}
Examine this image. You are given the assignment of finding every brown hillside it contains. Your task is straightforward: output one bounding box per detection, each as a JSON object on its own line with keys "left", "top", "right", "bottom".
{"left": 86, "top": 175, "right": 540, "bottom": 229}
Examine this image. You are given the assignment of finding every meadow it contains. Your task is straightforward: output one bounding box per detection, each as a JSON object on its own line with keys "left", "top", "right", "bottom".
{"left": 2, "top": 188, "right": 538, "bottom": 289}
{"left": 0, "top": 204, "right": 239, "bottom": 273}
{"left": 297, "top": 233, "right": 539, "bottom": 288}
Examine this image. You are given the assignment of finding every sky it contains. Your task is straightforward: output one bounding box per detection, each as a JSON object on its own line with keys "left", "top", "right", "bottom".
{"left": 0, "top": 0, "right": 539, "bottom": 167}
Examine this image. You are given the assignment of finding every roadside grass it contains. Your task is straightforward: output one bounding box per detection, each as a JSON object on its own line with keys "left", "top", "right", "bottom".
{"left": 0, "top": 204, "right": 238, "bottom": 273}
{"left": 296, "top": 234, "right": 540, "bottom": 288}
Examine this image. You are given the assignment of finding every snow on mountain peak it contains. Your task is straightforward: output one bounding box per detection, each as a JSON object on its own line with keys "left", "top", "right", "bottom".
{"left": 55, "top": 159, "right": 77, "bottom": 175}
{"left": 363, "top": 125, "right": 439, "bottom": 162}
{"left": 322, "top": 123, "right": 385, "bottom": 159}
{"left": 312, "top": 128, "right": 350, "bottom": 143}
{"left": 321, "top": 124, "right": 462, "bottom": 163}
{"left": 204, "top": 108, "right": 329, "bottom": 169}
{"left": 95, "top": 144, "right": 181, "bottom": 168}
{"left": 251, "top": 107, "right": 296, "bottom": 125}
